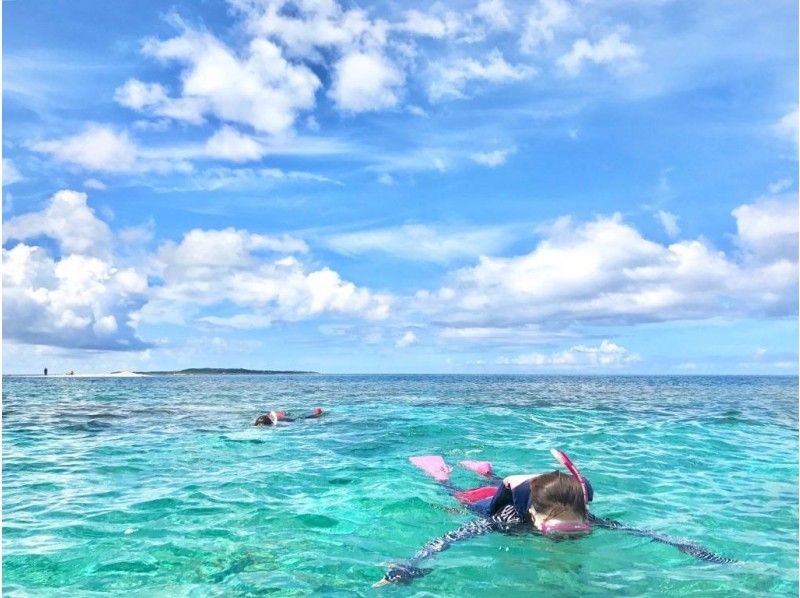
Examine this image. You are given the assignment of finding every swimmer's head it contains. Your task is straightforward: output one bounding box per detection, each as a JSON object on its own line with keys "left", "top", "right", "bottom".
{"left": 254, "top": 412, "right": 278, "bottom": 426}
{"left": 529, "top": 471, "right": 588, "bottom": 533}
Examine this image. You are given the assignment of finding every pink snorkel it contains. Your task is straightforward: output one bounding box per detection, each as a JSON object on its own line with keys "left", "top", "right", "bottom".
{"left": 540, "top": 448, "right": 592, "bottom": 535}
{"left": 550, "top": 448, "right": 589, "bottom": 504}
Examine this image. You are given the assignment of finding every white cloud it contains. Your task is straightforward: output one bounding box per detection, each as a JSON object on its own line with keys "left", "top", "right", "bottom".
{"left": 33, "top": 124, "right": 138, "bottom": 172}
{"left": 204, "top": 126, "right": 266, "bottom": 162}
{"left": 475, "top": 0, "right": 512, "bottom": 31}
{"left": 520, "top": 0, "right": 572, "bottom": 53}
{"left": 438, "top": 324, "right": 573, "bottom": 344}
{"left": 83, "top": 178, "right": 107, "bottom": 190}
{"left": 3, "top": 159, "right": 23, "bottom": 186}
{"left": 173, "top": 166, "right": 338, "bottom": 192}
{"left": 4, "top": 190, "right": 393, "bottom": 350}
{"left": 470, "top": 147, "right": 515, "bottom": 167}
{"left": 119, "top": 24, "right": 321, "bottom": 134}
{"left": 428, "top": 49, "right": 535, "bottom": 100}
{"left": 773, "top": 109, "right": 798, "bottom": 146}
{"left": 196, "top": 314, "right": 276, "bottom": 329}
{"left": 329, "top": 52, "right": 404, "bottom": 112}
{"left": 395, "top": 330, "right": 418, "bottom": 348}
{"left": 732, "top": 197, "right": 798, "bottom": 264}
{"left": 5, "top": 190, "right": 113, "bottom": 258}
{"left": 118, "top": 219, "right": 155, "bottom": 246}
{"left": 498, "top": 339, "right": 640, "bottom": 367}
{"left": 31, "top": 124, "right": 192, "bottom": 173}
{"left": 655, "top": 210, "right": 680, "bottom": 238}
{"left": 378, "top": 173, "right": 395, "bottom": 185}
{"left": 3, "top": 191, "right": 150, "bottom": 351}
{"left": 768, "top": 178, "right": 792, "bottom": 194}
{"left": 234, "top": 0, "right": 387, "bottom": 60}
{"left": 140, "top": 228, "right": 390, "bottom": 327}
{"left": 395, "top": 9, "right": 463, "bottom": 38}
{"left": 114, "top": 79, "right": 171, "bottom": 112}
{"left": 413, "top": 203, "right": 797, "bottom": 331}
{"left": 324, "top": 223, "right": 520, "bottom": 264}
{"left": 558, "top": 31, "right": 642, "bottom": 76}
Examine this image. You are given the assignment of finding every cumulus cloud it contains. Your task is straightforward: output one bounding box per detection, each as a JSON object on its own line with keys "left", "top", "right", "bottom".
{"left": 31, "top": 124, "right": 191, "bottom": 173}
{"left": 5, "top": 190, "right": 113, "bottom": 258}
{"left": 324, "top": 223, "right": 520, "bottom": 264}
{"left": 395, "top": 8, "right": 463, "bottom": 39}
{"left": 773, "top": 109, "right": 798, "bottom": 146}
{"left": 3, "top": 159, "right": 23, "bottom": 186}
{"left": 395, "top": 330, "right": 418, "bottom": 348}
{"left": 118, "top": 219, "right": 155, "bottom": 246}
{"left": 474, "top": 0, "right": 512, "bottom": 31}
{"left": 520, "top": 0, "right": 572, "bottom": 53}
{"left": 470, "top": 147, "right": 515, "bottom": 167}
{"left": 140, "top": 228, "right": 390, "bottom": 327}
{"left": 428, "top": 49, "right": 535, "bottom": 100}
{"left": 557, "top": 31, "right": 641, "bottom": 76}
{"left": 413, "top": 201, "right": 797, "bottom": 331}
{"left": 3, "top": 190, "right": 150, "bottom": 350}
{"left": 3, "top": 189, "right": 394, "bottom": 351}
{"left": 205, "top": 126, "right": 266, "bottom": 162}
{"left": 655, "top": 210, "right": 680, "bottom": 238}
{"left": 497, "top": 340, "right": 640, "bottom": 367}
{"left": 329, "top": 52, "right": 404, "bottom": 112}
{"left": 233, "top": 0, "right": 387, "bottom": 60}
{"left": 117, "top": 23, "right": 321, "bottom": 134}
{"left": 33, "top": 124, "right": 138, "bottom": 172}
{"left": 732, "top": 197, "right": 798, "bottom": 264}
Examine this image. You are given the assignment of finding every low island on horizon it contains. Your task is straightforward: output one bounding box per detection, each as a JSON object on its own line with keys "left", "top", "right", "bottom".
{"left": 130, "top": 367, "right": 319, "bottom": 375}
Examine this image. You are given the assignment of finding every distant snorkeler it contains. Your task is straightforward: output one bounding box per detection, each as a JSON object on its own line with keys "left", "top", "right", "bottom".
{"left": 374, "top": 449, "right": 735, "bottom": 587}
{"left": 254, "top": 407, "right": 324, "bottom": 426}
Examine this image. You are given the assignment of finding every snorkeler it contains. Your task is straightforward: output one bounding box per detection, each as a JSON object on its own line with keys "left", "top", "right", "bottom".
{"left": 254, "top": 407, "right": 324, "bottom": 426}
{"left": 374, "top": 449, "right": 734, "bottom": 587}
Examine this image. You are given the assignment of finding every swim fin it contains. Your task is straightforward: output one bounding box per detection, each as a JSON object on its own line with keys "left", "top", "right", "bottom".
{"left": 459, "top": 460, "right": 493, "bottom": 477}
{"left": 409, "top": 455, "right": 452, "bottom": 482}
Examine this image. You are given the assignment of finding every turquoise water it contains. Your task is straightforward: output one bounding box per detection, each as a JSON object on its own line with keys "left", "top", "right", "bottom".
{"left": 3, "top": 375, "right": 798, "bottom": 596}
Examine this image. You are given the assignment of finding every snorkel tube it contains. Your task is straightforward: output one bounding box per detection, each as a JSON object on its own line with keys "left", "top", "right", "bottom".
{"left": 542, "top": 448, "right": 592, "bottom": 535}
{"left": 550, "top": 448, "right": 590, "bottom": 504}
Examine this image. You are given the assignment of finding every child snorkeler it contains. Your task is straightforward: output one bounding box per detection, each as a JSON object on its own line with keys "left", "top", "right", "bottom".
{"left": 254, "top": 407, "right": 324, "bottom": 426}
{"left": 374, "top": 449, "right": 734, "bottom": 587}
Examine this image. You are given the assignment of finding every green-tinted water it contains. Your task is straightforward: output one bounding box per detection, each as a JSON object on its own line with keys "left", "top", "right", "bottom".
{"left": 3, "top": 375, "right": 797, "bottom": 596}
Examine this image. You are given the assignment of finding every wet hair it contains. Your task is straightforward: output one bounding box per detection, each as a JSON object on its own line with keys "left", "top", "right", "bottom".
{"left": 530, "top": 471, "right": 587, "bottom": 522}
{"left": 254, "top": 414, "right": 274, "bottom": 426}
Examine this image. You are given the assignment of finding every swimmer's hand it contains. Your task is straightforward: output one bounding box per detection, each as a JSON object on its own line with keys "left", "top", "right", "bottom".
{"left": 372, "top": 564, "right": 430, "bottom": 587}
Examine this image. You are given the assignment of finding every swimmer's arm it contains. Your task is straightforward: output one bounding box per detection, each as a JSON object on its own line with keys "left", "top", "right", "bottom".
{"left": 377, "top": 517, "right": 500, "bottom": 585}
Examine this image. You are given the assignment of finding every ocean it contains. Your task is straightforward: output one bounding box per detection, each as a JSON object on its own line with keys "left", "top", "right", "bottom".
{"left": 3, "top": 375, "right": 797, "bottom": 596}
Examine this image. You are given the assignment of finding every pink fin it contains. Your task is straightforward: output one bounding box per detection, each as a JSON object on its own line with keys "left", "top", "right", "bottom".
{"left": 409, "top": 455, "right": 452, "bottom": 482}
{"left": 454, "top": 485, "right": 497, "bottom": 504}
{"left": 459, "top": 460, "right": 493, "bottom": 477}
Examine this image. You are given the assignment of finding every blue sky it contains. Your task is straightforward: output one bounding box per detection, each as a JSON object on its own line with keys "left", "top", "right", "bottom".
{"left": 3, "top": 0, "right": 797, "bottom": 374}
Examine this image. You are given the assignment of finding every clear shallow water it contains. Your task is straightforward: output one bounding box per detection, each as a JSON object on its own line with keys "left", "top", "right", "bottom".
{"left": 3, "top": 375, "right": 798, "bottom": 597}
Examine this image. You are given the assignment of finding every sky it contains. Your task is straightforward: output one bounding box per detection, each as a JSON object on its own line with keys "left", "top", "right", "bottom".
{"left": 2, "top": 0, "right": 798, "bottom": 375}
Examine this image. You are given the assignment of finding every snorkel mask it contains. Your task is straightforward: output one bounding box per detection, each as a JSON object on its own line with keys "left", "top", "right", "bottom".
{"left": 537, "top": 448, "right": 593, "bottom": 536}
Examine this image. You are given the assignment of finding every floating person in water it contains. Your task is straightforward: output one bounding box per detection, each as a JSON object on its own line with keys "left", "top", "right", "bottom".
{"left": 254, "top": 407, "right": 324, "bottom": 426}
{"left": 374, "top": 449, "right": 734, "bottom": 587}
